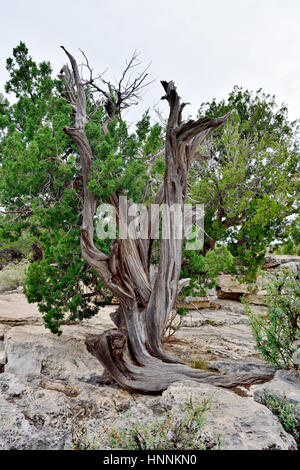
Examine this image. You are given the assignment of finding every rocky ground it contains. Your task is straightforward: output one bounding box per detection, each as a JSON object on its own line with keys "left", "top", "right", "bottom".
{"left": 0, "top": 254, "right": 299, "bottom": 450}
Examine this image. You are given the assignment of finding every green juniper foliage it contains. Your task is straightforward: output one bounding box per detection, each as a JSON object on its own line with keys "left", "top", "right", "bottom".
{"left": 0, "top": 43, "right": 163, "bottom": 334}
{"left": 87, "top": 112, "right": 162, "bottom": 202}
{"left": 180, "top": 244, "right": 235, "bottom": 300}
{"left": 190, "top": 87, "right": 300, "bottom": 281}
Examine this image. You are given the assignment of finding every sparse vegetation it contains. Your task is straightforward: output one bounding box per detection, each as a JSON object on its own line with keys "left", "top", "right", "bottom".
{"left": 71, "top": 395, "right": 221, "bottom": 450}
{"left": 262, "top": 391, "right": 300, "bottom": 446}
{"left": 247, "top": 269, "right": 300, "bottom": 369}
{"left": 0, "top": 260, "right": 29, "bottom": 292}
{"left": 163, "top": 309, "right": 185, "bottom": 341}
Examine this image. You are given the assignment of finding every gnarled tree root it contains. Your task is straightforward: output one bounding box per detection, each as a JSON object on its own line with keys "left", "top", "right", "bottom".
{"left": 97, "top": 369, "right": 117, "bottom": 386}
{"left": 86, "top": 330, "right": 274, "bottom": 394}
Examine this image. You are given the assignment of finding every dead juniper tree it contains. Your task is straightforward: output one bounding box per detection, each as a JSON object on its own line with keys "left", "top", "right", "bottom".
{"left": 59, "top": 47, "right": 270, "bottom": 392}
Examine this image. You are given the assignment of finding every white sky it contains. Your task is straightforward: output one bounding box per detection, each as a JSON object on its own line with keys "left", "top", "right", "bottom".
{"left": 1, "top": 0, "right": 300, "bottom": 123}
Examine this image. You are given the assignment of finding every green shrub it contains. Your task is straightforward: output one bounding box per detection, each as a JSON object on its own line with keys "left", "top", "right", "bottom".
{"left": 247, "top": 269, "right": 300, "bottom": 369}
{"left": 72, "top": 395, "right": 221, "bottom": 450}
{"left": 262, "top": 391, "right": 300, "bottom": 446}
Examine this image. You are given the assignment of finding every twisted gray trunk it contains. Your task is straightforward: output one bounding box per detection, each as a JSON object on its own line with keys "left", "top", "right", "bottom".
{"left": 60, "top": 50, "right": 272, "bottom": 392}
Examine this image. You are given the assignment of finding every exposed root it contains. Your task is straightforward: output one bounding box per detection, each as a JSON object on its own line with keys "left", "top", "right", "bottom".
{"left": 86, "top": 330, "right": 275, "bottom": 394}
{"left": 97, "top": 369, "right": 117, "bottom": 386}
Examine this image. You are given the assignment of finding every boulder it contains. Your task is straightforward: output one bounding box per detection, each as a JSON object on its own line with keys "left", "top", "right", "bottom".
{"left": 216, "top": 255, "right": 300, "bottom": 304}
{"left": 104, "top": 381, "right": 297, "bottom": 450}
{"left": 0, "top": 374, "right": 72, "bottom": 450}
{"left": 253, "top": 369, "right": 300, "bottom": 408}
{"left": 216, "top": 275, "right": 249, "bottom": 296}
{"left": 160, "top": 381, "right": 297, "bottom": 450}
{"left": 3, "top": 305, "right": 116, "bottom": 383}
{"left": 216, "top": 274, "right": 267, "bottom": 304}
{"left": 243, "top": 293, "right": 267, "bottom": 305}
{"left": 263, "top": 255, "right": 300, "bottom": 269}
{"left": 0, "top": 372, "right": 142, "bottom": 450}
{"left": 0, "top": 292, "right": 42, "bottom": 326}
{"left": 252, "top": 370, "right": 300, "bottom": 439}
{"left": 4, "top": 325, "right": 103, "bottom": 383}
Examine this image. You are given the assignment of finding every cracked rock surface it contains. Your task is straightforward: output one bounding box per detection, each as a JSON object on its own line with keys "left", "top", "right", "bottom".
{"left": 0, "top": 291, "right": 298, "bottom": 450}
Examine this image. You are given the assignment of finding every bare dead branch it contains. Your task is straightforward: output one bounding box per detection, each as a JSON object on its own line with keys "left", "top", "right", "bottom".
{"left": 71, "top": 49, "right": 153, "bottom": 119}
{"left": 153, "top": 104, "right": 167, "bottom": 126}
{"left": 177, "top": 112, "right": 233, "bottom": 142}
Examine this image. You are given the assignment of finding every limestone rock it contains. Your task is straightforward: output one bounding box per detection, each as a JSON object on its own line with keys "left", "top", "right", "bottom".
{"left": 104, "top": 381, "right": 297, "bottom": 450}
{"left": 2, "top": 302, "right": 116, "bottom": 383}
{"left": 0, "top": 372, "right": 142, "bottom": 450}
{"left": 182, "top": 308, "right": 249, "bottom": 328}
{"left": 177, "top": 289, "right": 217, "bottom": 309}
{"left": 0, "top": 290, "right": 297, "bottom": 450}
{"left": 253, "top": 369, "right": 300, "bottom": 408}
{"left": 160, "top": 381, "right": 297, "bottom": 450}
{"left": 0, "top": 374, "right": 72, "bottom": 450}
{"left": 217, "top": 275, "right": 250, "bottom": 295}
{"left": 215, "top": 257, "right": 300, "bottom": 304}
{"left": 0, "top": 292, "right": 42, "bottom": 326}
{"left": 243, "top": 293, "right": 267, "bottom": 305}
{"left": 216, "top": 274, "right": 267, "bottom": 304}
{"left": 175, "top": 322, "right": 259, "bottom": 362}
{"left": 4, "top": 324, "right": 104, "bottom": 383}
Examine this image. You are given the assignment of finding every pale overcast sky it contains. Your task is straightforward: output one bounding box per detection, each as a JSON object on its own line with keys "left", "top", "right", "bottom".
{"left": 1, "top": 0, "right": 300, "bottom": 123}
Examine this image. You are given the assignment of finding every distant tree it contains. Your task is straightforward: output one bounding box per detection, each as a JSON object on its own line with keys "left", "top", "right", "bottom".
{"left": 186, "top": 87, "right": 299, "bottom": 282}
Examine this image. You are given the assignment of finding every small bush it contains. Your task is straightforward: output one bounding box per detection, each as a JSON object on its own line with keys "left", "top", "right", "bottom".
{"left": 163, "top": 309, "right": 185, "bottom": 341}
{"left": 247, "top": 269, "right": 300, "bottom": 369}
{"left": 0, "top": 260, "right": 29, "bottom": 292}
{"left": 72, "top": 395, "right": 221, "bottom": 450}
{"left": 262, "top": 391, "right": 300, "bottom": 446}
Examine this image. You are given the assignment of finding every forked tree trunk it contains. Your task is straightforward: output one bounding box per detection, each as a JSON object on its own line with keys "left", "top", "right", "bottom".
{"left": 60, "top": 50, "right": 273, "bottom": 393}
